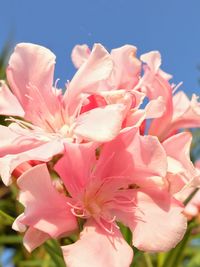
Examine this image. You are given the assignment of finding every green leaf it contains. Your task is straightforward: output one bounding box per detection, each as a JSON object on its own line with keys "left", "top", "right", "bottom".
{"left": 44, "top": 240, "right": 65, "bottom": 267}
{"left": 19, "top": 260, "right": 55, "bottom": 267}
{"left": 118, "top": 222, "right": 132, "bottom": 245}
{"left": 187, "top": 253, "right": 200, "bottom": 267}
{"left": 0, "top": 210, "right": 15, "bottom": 225}
{"left": 0, "top": 235, "right": 22, "bottom": 244}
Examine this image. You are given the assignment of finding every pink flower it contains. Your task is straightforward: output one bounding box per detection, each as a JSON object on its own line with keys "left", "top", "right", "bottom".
{"left": 13, "top": 128, "right": 186, "bottom": 267}
{"left": 72, "top": 44, "right": 141, "bottom": 90}
{"left": 138, "top": 51, "right": 200, "bottom": 140}
{"left": 0, "top": 43, "right": 167, "bottom": 186}
{"left": 0, "top": 43, "right": 128, "bottom": 185}
{"left": 162, "top": 132, "right": 200, "bottom": 201}
{"left": 71, "top": 44, "right": 166, "bottom": 130}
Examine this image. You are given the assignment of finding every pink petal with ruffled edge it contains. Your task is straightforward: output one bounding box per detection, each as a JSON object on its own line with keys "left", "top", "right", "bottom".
{"left": 109, "top": 45, "right": 141, "bottom": 90}
{"left": 62, "top": 220, "right": 133, "bottom": 267}
{"left": 140, "top": 51, "right": 173, "bottom": 140}
{"left": 95, "top": 127, "right": 167, "bottom": 187}
{"left": 163, "top": 133, "right": 200, "bottom": 183}
{"left": 132, "top": 189, "right": 187, "bottom": 252}
{"left": 168, "top": 91, "right": 200, "bottom": 136}
{"left": 141, "top": 51, "right": 161, "bottom": 73}
{"left": 17, "top": 164, "right": 77, "bottom": 237}
{"left": 71, "top": 44, "right": 90, "bottom": 68}
{"left": 65, "top": 43, "right": 113, "bottom": 116}
{"left": 6, "top": 43, "right": 56, "bottom": 113}
{"left": 162, "top": 132, "right": 200, "bottom": 200}
{"left": 114, "top": 188, "right": 186, "bottom": 252}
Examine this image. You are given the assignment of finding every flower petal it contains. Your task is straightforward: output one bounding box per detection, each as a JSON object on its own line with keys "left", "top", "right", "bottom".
{"left": 95, "top": 127, "right": 167, "bottom": 187}
{"left": 132, "top": 189, "right": 187, "bottom": 252}
{"left": 169, "top": 92, "right": 200, "bottom": 135}
{"left": 110, "top": 45, "right": 141, "bottom": 89}
{"left": 140, "top": 51, "right": 161, "bottom": 73}
{"left": 145, "top": 96, "right": 165, "bottom": 119}
{"left": 0, "top": 81, "right": 24, "bottom": 116}
{"left": 115, "top": 189, "right": 187, "bottom": 252}
{"left": 65, "top": 43, "right": 113, "bottom": 115}
{"left": 55, "top": 142, "right": 97, "bottom": 198}
{"left": 73, "top": 104, "right": 125, "bottom": 142}
{"left": 140, "top": 51, "right": 173, "bottom": 140}
{"left": 0, "top": 125, "right": 40, "bottom": 157}
{"left": 6, "top": 43, "right": 56, "bottom": 111}
{"left": 163, "top": 132, "right": 200, "bottom": 199}
{"left": 17, "top": 164, "right": 77, "bottom": 237}
{"left": 62, "top": 220, "right": 133, "bottom": 267}
{"left": 71, "top": 44, "right": 90, "bottom": 68}
{"left": 0, "top": 139, "right": 64, "bottom": 185}
{"left": 23, "top": 227, "right": 50, "bottom": 252}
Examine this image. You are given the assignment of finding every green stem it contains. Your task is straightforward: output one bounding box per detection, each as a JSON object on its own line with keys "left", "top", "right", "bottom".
{"left": 157, "top": 253, "right": 165, "bottom": 267}
{"left": 184, "top": 188, "right": 199, "bottom": 205}
{"left": 144, "top": 253, "right": 154, "bottom": 267}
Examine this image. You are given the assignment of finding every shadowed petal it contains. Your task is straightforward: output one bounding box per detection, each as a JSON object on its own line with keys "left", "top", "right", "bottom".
{"left": 65, "top": 43, "right": 113, "bottom": 116}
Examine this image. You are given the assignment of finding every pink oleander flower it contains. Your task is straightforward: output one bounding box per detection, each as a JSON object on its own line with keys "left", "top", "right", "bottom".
{"left": 0, "top": 43, "right": 129, "bottom": 185}
{"left": 71, "top": 44, "right": 141, "bottom": 90}
{"left": 72, "top": 44, "right": 167, "bottom": 125}
{"left": 0, "top": 43, "right": 169, "bottom": 186}
{"left": 13, "top": 128, "right": 187, "bottom": 267}
{"left": 137, "top": 51, "right": 200, "bottom": 141}
{"left": 162, "top": 132, "right": 200, "bottom": 201}
{"left": 71, "top": 44, "right": 200, "bottom": 141}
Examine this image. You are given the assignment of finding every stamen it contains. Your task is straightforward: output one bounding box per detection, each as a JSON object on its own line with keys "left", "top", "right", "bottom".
{"left": 95, "top": 216, "right": 119, "bottom": 235}
{"left": 172, "top": 81, "right": 183, "bottom": 94}
{"left": 54, "top": 79, "right": 60, "bottom": 89}
{"left": 6, "top": 117, "right": 60, "bottom": 142}
{"left": 25, "top": 94, "right": 34, "bottom": 101}
{"left": 67, "top": 201, "right": 89, "bottom": 219}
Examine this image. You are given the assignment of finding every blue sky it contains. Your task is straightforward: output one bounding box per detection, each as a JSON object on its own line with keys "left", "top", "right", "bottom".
{"left": 1, "top": 0, "right": 200, "bottom": 96}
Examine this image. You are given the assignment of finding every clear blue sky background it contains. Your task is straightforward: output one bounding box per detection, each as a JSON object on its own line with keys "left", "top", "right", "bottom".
{"left": 1, "top": 0, "right": 200, "bottom": 96}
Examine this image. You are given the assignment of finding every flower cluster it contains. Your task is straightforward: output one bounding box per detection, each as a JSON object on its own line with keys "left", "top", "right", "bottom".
{"left": 1, "top": 43, "right": 200, "bottom": 267}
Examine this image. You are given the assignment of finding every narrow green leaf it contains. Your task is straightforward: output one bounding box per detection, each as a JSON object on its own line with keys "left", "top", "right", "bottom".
{"left": 44, "top": 240, "right": 65, "bottom": 267}
{"left": 0, "top": 235, "right": 22, "bottom": 244}
{"left": 0, "top": 210, "right": 15, "bottom": 225}
{"left": 118, "top": 222, "right": 132, "bottom": 245}
{"left": 19, "top": 260, "right": 55, "bottom": 267}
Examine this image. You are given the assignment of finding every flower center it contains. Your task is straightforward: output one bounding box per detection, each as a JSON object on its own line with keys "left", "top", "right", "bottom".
{"left": 85, "top": 199, "right": 103, "bottom": 217}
